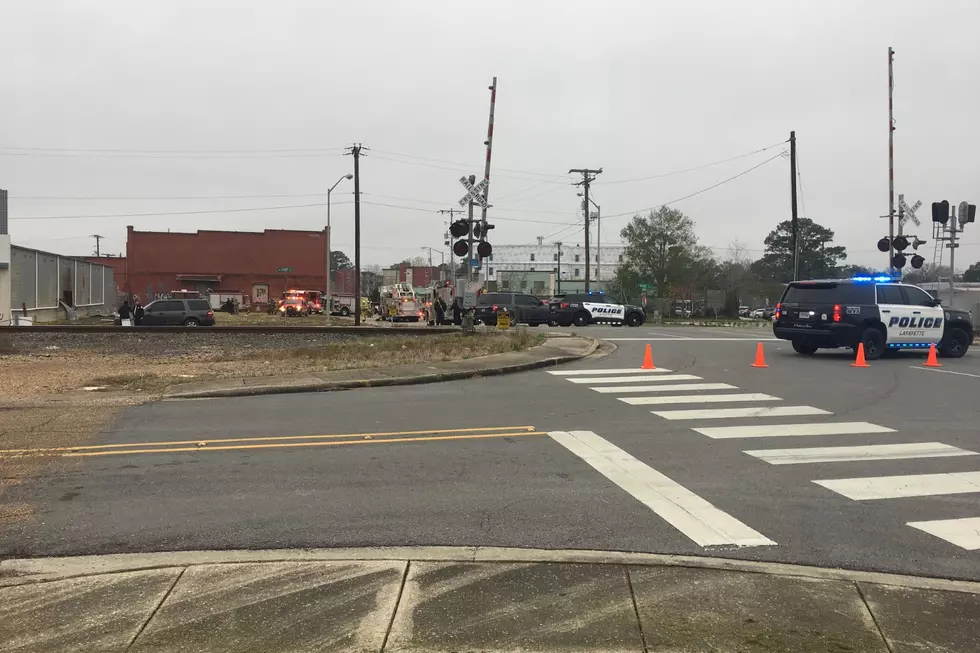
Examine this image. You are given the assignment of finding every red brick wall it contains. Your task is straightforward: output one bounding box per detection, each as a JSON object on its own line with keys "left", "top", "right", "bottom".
{"left": 125, "top": 226, "right": 327, "bottom": 302}
{"left": 333, "top": 268, "right": 356, "bottom": 295}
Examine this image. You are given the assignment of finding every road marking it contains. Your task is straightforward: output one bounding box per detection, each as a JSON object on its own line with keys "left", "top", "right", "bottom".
{"left": 592, "top": 383, "right": 737, "bottom": 394}
{"left": 907, "top": 517, "right": 980, "bottom": 550}
{"left": 0, "top": 426, "right": 538, "bottom": 456}
{"left": 620, "top": 393, "right": 780, "bottom": 406}
{"left": 651, "top": 406, "right": 831, "bottom": 420}
{"left": 568, "top": 374, "right": 693, "bottom": 384}
{"left": 20, "top": 431, "right": 548, "bottom": 459}
{"left": 584, "top": 374, "right": 703, "bottom": 386}
{"left": 548, "top": 430, "right": 775, "bottom": 548}
{"left": 745, "top": 442, "right": 976, "bottom": 465}
{"left": 814, "top": 471, "right": 980, "bottom": 500}
{"left": 548, "top": 368, "right": 673, "bottom": 376}
{"left": 604, "top": 337, "right": 779, "bottom": 342}
{"left": 909, "top": 366, "right": 980, "bottom": 379}
{"left": 693, "top": 421, "right": 894, "bottom": 439}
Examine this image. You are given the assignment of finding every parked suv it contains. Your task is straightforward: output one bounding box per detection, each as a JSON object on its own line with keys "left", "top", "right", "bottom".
{"left": 474, "top": 292, "right": 554, "bottom": 326}
{"left": 142, "top": 298, "right": 215, "bottom": 326}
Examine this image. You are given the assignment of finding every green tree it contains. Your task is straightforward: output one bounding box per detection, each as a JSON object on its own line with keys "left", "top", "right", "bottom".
{"left": 751, "top": 217, "right": 847, "bottom": 282}
{"left": 838, "top": 264, "right": 874, "bottom": 278}
{"left": 329, "top": 250, "right": 353, "bottom": 275}
{"left": 620, "top": 207, "right": 707, "bottom": 310}
{"left": 963, "top": 262, "right": 980, "bottom": 282}
{"left": 901, "top": 264, "right": 948, "bottom": 285}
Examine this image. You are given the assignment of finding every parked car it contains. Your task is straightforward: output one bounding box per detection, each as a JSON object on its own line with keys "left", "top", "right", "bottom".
{"left": 141, "top": 298, "right": 215, "bottom": 326}
{"left": 474, "top": 292, "right": 554, "bottom": 326}
{"left": 750, "top": 308, "right": 766, "bottom": 318}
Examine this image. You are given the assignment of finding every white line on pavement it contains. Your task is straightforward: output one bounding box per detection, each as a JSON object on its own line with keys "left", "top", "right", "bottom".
{"left": 568, "top": 374, "right": 684, "bottom": 384}
{"left": 908, "top": 366, "right": 980, "bottom": 379}
{"left": 651, "top": 406, "right": 832, "bottom": 420}
{"left": 907, "top": 517, "right": 980, "bottom": 550}
{"left": 693, "top": 422, "right": 894, "bottom": 439}
{"left": 548, "top": 368, "right": 673, "bottom": 376}
{"left": 745, "top": 442, "right": 976, "bottom": 465}
{"left": 592, "top": 383, "right": 737, "bottom": 394}
{"left": 620, "top": 393, "right": 780, "bottom": 406}
{"left": 814, "top": 471, "right": 980, "bottom": 500}
{"left": 584, "top": 374, "right": 702, "bottom": 387}
{"left": 548, "top": 430, "right": 775, "bottom": 548}
{"left": 604, "top": 337, "right": 780, "bottom": 342}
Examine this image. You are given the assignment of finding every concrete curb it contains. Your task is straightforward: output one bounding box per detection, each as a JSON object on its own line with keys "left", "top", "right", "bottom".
{"left": 163, "top": 336, "right": 601, "bottom": 400}
{"left": 3, "top": 546, "right": 979, "bottom": 595}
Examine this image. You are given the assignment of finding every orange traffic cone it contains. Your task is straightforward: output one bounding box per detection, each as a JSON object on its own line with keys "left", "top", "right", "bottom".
{"left": 751, "top": 342, "right": 768, "bottom": 368}
{"left": 924, "top": 343, "right": 942, "bottom": 367}
{"left": 641, "top": 344, "right": 656, "bottom": 370}
{"left": 852, "top": 343, "right": 870, "bottom": 368}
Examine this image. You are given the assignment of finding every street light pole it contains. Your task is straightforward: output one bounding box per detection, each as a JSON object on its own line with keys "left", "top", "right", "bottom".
{"left": 420, "top": 246, "right": 445, "bottom": 280}
{"left": 326, "top": 174, "right": 353, "bottom": 306}
{"left": 579, "top": 192, "right": 601, "bottom": 284}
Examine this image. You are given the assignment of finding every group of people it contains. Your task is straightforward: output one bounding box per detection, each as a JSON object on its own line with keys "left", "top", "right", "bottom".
{"left": 426, "top": 296, "right": 463, "bottom": 326}
{"left": 118, "top": 300, "right": 145, "bottom": 326}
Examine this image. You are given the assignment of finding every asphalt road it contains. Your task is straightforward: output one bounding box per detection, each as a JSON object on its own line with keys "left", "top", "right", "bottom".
{"left": 4, "top": 324, "right": 980, "bottom": 581}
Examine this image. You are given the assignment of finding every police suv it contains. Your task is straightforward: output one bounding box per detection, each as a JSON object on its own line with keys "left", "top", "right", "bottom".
{"left": 549, "top": 292, "right": 646, "bottom": 327}
{"left": 773, "top": 276, "right": 973, "bottom": 360}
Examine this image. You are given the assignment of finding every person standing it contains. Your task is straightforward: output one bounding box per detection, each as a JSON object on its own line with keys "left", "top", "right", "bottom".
{"left": 133, "top": 302, "right": 145, "bottom": 326}
{"left": 451, "top": 297, "right": 462, "bottom": 326}
{"left": 434, "top": 296, "right": 446, "bottom": 326}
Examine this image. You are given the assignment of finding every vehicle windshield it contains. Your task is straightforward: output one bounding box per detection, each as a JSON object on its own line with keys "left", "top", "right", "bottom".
{"left": 783, "top": 283, "right": 874, "bottom": 304}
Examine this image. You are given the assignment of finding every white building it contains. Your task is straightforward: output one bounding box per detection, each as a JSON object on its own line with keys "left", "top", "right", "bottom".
{"left": 486, "top": 238, "right": 625, "bottom": 282}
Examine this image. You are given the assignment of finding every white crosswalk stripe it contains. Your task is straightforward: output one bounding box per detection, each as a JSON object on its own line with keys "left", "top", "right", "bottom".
{"left": 652, "top": 406, "right": 831, "bottom": 420}
{"left": 548, "top": 368, "right": 673, "bottom": 376}
{"left": 591, "top": 383, "right": 736, "bottom": 394}
{"left": 814, "top": 471, "right": 980, "bottom": 500}
{"left": 620, "top": 393, "right": 780, "bottom": 406}
{"left": 568, "top": 374, "right": 684, "bottom": 384}
{"left": 549, "top": 430, "right": 775, "bottom": 547}
{"left": 693, "top": 422, "right": 894, "bottom": 439}
{"left": 575, "top": 374, "right": 702, "bottom": 385}
{"left": 745, "top": 442, "right": 977, "bottom": 465}
{"left": 907, "top": 517, "right": 980, "bottom": 550}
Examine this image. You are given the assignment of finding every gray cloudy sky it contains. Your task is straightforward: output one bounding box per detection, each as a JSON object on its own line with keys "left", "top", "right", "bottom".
{"left": 2, "top": 0, "right": 978, "bottom": 269}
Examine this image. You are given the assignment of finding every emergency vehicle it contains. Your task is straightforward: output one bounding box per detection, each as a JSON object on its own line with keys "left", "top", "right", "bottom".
{"left": 379, "top": 283, "right": 423, "bottom": 322}
{"left": 282, "top": 289, "right": 323, "bottom": 314}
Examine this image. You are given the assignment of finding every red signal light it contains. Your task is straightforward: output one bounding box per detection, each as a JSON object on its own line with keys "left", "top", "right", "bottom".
{"left": 833, "top": 304, "right": 841, "bottom": 322}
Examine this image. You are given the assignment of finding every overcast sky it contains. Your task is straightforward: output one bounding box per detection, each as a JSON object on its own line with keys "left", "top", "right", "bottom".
{"left": 2, "top": 0, "right": 978, "bottom": 270}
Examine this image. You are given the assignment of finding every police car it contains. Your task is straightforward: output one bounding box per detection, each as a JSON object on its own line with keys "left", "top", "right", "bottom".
{"left": 549, "top": 292, "right": 646, "bottom": 327}
{"left": 773, "top": 275, "right": 973, "bottom": 360}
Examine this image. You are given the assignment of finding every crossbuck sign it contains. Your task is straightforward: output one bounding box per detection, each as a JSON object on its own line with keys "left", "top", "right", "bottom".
{"left": 458, "top": 176, "right": 489, "bottom": 208}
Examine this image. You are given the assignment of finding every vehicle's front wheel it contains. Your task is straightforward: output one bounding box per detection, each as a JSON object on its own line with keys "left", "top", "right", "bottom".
{"left": 183, "top": 317, "right": 200, "bottom": 327}
{"left": 547, "top": 319, "right": 560, "bottom": 327}
{"left": 857, "top": 327, "right": 885, "bottom": 360}
{"left": 572, "top": 311, "right": 591, "bottom": 327}
{"left": 792, "top": 340, "right": 818, "bottom": 355}
{"left": 940, "top": 328, "right": 971, "bottom": 358}
{"left": 340, "top": 306, "right": 350, "bottom": 316}
{"left": 626, "top": 312, "right": 643, "bottom": 327}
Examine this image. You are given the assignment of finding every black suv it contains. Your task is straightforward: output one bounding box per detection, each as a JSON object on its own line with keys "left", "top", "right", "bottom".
{"left": 773, "top": 277, "right": 973, "bottom": 359}
{"left": 549, "top": 293, "right": 646, "bottom": 327}
{"left": 142, "top": 298, "right": 216, "bottom": 326}
{"left": 474, "top": 292, "right": 554, "bottom": 326}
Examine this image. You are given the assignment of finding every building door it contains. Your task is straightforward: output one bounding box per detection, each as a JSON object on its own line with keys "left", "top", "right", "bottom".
{"left": 252, "top": 283, "right": 269, "bottom": 305}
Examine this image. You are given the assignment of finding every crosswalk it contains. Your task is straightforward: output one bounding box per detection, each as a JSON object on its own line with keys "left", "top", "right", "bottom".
{"left": 548, "top": 364, "right": 980, "bottom": 552}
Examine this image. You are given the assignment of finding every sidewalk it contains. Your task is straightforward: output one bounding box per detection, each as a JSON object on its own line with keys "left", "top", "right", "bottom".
{"left": 2, "top": 547, "right": 977, "bottom": 652}
{"left": 162, "top": 335, "right": 598, "bottom": 399}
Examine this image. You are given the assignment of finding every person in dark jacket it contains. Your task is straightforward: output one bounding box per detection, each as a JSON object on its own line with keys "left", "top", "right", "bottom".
{"left": 133, "top": 302, "right": 145, "bottom": 326}
{"left": 118, "top": 301, "right": 132, "bottom": 320}
{"left": 451, "top": 298, "right": 462, "bottom": 325}
{"left": 434, "top": 297, "right": 446, "bottom": 325}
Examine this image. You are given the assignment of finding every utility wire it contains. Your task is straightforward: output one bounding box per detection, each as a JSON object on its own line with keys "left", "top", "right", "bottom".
{"left": 359, "top": 200, "right": 576, "bottom": 226}
{"left": 597, "top": 139, "right": 787, "bottom": 185}
{"left": 9, "top": 202, "right": 340, "bottom": 221}
{"left": 370, "top": 148, "right": 560, "bottom": 178}
{"left": 10, "top": 193, "right": 327, "bottom": 201}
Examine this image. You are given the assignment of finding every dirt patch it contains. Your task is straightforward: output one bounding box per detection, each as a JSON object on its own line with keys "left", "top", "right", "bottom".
{"left": 0, "top": 331, "right": 543, "bottom": 397}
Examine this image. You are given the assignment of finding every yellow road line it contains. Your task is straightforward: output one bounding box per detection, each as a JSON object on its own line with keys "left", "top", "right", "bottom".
{"left": 55, "top": 431, "right": 545, "bottom": 458}
{"left": 0, "top": 425, "right": 536, "bottom": 455}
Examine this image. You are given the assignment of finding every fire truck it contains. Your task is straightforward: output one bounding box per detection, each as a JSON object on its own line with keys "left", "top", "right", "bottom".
{"left": 379, "top": 283, "right": 423, "bottom": 322}
{"left": 281, "top": 289, "right": 324, "bottom": 314}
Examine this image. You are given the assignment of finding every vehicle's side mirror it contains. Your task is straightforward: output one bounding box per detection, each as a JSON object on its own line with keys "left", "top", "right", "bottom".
{"left": 929, "top": 298, "right": 942, "bottom": 307}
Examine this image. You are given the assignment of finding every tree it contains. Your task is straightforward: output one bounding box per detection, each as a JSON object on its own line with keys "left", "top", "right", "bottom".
{"left": 620, "top": 207, "right": 708, "bottom": 311}
{"left": 838, "top": 264, "right": 874, "bottom": 278}
{"left": 410, "top": 256, "right": 429, "bottom": 268}
{"left": 718, "top": 241, "right": 759, "bottom": 317}
{"left": 963, "top": 262, "right": 980, "bottom": 282}
{"left": 751, "top": 217, "right": 847, "bottom": 282}
{"left": 329, "top": 250, "right": 353, "bottom": 275}
{"left": 901, "top": 264, "right": 948, "bottom": 285}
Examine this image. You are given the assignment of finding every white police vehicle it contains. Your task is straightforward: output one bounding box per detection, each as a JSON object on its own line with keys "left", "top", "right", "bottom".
{"left": 549, "top": 292, "right": 646, "bottom": 327}
{"left": 773, "top": 275, "right": 973, "bottom": 360}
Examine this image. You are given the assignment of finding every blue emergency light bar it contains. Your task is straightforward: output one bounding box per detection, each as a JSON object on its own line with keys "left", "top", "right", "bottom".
{"left": 851, "top": 275, "right": 895, "bottom": 283}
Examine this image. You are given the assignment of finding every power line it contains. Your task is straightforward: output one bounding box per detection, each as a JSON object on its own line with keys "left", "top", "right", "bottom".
{"left": 597, "top": 139, "right": 787, "bottom": 185}
{"left": 10, "top": 193, "right": 328, "bottom": 201}
{"left": 369, "top": 148, "right": 559, "bottom": 178}
{"left": 368, "top": 153, "right": 568, "bottom": 184}
{"left": 360, "top": 200, "right": 576, "bottom": 225}
{"left": 0, "top": 150, "right": 346, "bottom": 160}
{"left": 9, "top": 202, "right": 337, "bottom": 221}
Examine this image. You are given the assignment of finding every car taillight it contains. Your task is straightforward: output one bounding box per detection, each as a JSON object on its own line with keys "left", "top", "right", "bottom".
{"left": 492, "top": 304, "right": 499, "bottom": 311}
{"left": 774, "top": 302, "right": 781, "bottom": 320}
{"left": 561, "top": 302, "right": 569, "bottom": 309}
{"left": 207, "top": 310, "right": 214, "bottom": 316}
{"left": 833, "top": 304, "right": 841, "bottom": 322}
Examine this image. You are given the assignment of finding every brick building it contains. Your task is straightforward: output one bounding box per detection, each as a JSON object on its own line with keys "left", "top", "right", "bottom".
{"left": 98, "top": 226, "right": 328, "bottom": 305}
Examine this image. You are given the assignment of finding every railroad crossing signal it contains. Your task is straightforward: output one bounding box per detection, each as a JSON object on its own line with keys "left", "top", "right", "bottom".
{"left": 932, "top": 200, "right": 950, "bottom": 225}
{"left": 458, "top": 176, "right": 489, "bottom": 208}
{"left": 898, "top": 195, "right": 921, "bottom": 227}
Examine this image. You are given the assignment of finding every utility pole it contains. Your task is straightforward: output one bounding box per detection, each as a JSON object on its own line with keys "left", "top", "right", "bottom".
{"left": 789, "top": 131, "right": 799, "bottom": 280}
{"left": 91, "top": 234, "right": 104, "bottom": 257}
{"left": 346, "top": 144, "right": 366, "bottom": 325}
{"left": 467, "top": 175, "right": 476, "bottom": 283}
{"left": 569, "top": 168, "right": 602, "bottom": 291}
{"left": 556, "top": 241, "right": 562, "bottom": 295}
{"left": 887, "top": 47, "right": 896, "bottom": 275}
{"left": 948, "top": 205, "right": 958, "bottom": 308}
{"left": 439, "top": 208, "right": 463, "bottom": 288}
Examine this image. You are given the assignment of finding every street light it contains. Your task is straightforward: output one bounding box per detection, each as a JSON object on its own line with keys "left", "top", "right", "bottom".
{"left": 420, "top": 246, "right": 445, "bottom": 279}
{"left": 326, "top": 173, "right": 353, "bottom": 304}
